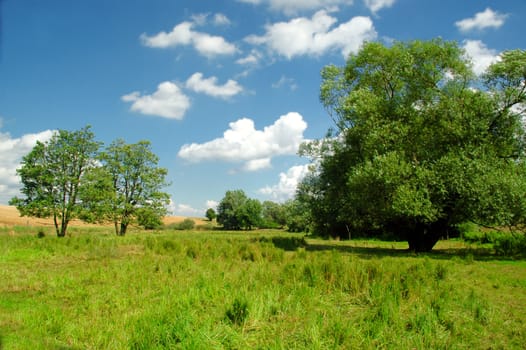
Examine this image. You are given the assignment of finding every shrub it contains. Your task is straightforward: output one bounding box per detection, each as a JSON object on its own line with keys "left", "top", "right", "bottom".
{"left": 166, "top": 219, "right": 196, "bottom": 231}
{"left": 493, "top": 233, "right": 526, "bottom": 257}
{"left": 225, "top": 297, "right": 248, "bottom": 325}
{"left": 178, "top": 218, "right": 195, "bottom": 230}
{"left": 36, "top": 229, "right": 46, "bottom": 238}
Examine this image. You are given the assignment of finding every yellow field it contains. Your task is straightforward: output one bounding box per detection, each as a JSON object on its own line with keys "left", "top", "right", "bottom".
{"left": 0, "top": 205, "right": 204, "bottom": 227}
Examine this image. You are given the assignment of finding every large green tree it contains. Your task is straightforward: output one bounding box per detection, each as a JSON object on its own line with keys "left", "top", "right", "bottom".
{"left": 10, "top": 126, "right": 100, "bottom": 237}
{"left": 80, "top": 139, "right": 170, "bottom": 235}
{"left": 217, "top": 190, "right": 262, "bottom": 230}
{"left": 300, "top": 39, "right": 526, "bottom": 251}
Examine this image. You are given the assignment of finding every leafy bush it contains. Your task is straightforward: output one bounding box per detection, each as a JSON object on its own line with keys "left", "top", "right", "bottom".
{"left": 165, "top": 219, "right": 196, "bottom": 231}
{"left": 493, "top": 233, "right": 526, "bottom": 257}
{"left": 178, "top": 218, "right": 195, "bottom": 230}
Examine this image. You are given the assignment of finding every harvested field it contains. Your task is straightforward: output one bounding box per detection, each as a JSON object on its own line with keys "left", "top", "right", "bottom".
{"left": 0, "top": 205, "right": 204, "bottom": 227}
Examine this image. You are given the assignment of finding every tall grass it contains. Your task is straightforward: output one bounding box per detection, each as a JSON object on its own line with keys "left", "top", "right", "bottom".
{"left": 0, "top": 229, "right": 524, "bottom": 349}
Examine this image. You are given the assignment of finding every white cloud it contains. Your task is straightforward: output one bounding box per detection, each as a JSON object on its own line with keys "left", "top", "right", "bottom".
{"left": 190, "top": 13, "right": 209, "bottom": 26}
{"left": 122, "top": 81, "right": 191, "bottom": 120}
{"left": 178, "top": 112, "right": 308, "bottom": 171}
{"left": 206, "top": 200, "right": 219, "bottom": 210}
{"left": 243, "top": 158, "right": 272, "bottom": 171}
{"left": 456, "top": 8, "right": 508, "bottom": 33}
{"left": 246, "top": 10, "right": 376, "bottom": 58}
{"left": 141, "top": 21, "right": 237, "bottom": 58}
{"left": 259, "top": 164, "right": 311, "bottom": 202}
{"left": 185, "top": 73, "right": 243, "bottom": 99}
{"left": 272, "top": 75, "right": 298, "bottom": 91}
{"left": 238, "top": 0, "right": 353, "bottom": 15}
{"left": 0, "top": 128, "right": 55, "bottom": 204}
{"left": 364, "top": 0, "right": 396, "bottom": 14}
{"left": 462, "top": 40, "right": 500, "bottom": 76}
{"left": 236, "top": 50, "right": 263, "bottom": 65}
{"left": 214, "top": 13, "right": 232, "bottom": 26}
{"left": 167, "top": 199, "right": 204, "bottom": 216}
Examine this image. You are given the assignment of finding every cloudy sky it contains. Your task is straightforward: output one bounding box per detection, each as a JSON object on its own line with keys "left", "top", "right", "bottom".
{"left": 0, "top": 0, "right": 524, "bottom": 216}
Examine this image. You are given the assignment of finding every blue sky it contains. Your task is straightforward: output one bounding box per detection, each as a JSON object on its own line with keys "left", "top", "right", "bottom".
{"left": 0, "top": 0, "right": 524, "bottom": 216}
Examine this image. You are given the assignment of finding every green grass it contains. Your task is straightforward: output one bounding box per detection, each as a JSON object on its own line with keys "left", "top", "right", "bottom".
{"left": 1, "top": 229, "right": 525, "bottom": 349}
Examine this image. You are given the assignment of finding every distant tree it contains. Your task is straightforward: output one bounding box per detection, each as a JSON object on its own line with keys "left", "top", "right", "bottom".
{"left": 10, "top": 126, "right": 100, "bottom": 237}
{"left": 300, "top": 40, "right": 526, "bottom": 251}
{"left": 261, "top": 201, "right": 287, "bottom": 228}
{"left": 283, "top": 199, "right": 311, "bottom": 233}
{"left": 217, "top": 190, "right": 262, "bottom": 230}
{"left": 205, "top": 208, "right": 217, "bottom": 221}
{"left": 239, "top": 198, "right": 263, "bottom": 230}
{"left": 80, "top": 139, "right": 170, "bottom": 235}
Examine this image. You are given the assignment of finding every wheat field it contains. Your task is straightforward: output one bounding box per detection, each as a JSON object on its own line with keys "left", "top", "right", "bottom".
{"left": 0, "top": 205, "right": 205, "bottom": 228}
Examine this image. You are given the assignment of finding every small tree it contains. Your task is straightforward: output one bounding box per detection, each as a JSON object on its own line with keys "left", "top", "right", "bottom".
{"left": 80, "top": 139, "right": 170, "bottom": 235}
{"left": 10, "top": 126, "right": 100, "bottom": 237}
{"left": 205, "top": 208, "right": 217, "bottom": 221}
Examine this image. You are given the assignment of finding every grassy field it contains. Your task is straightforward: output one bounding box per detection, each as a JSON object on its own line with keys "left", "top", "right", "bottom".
{"left": 1, "top": 225, "right": 525, "bottom": 349}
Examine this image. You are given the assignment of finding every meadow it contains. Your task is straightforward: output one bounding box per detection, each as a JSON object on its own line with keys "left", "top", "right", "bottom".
{"left": 1, "top": 224, "right": 525, "bottom": 349}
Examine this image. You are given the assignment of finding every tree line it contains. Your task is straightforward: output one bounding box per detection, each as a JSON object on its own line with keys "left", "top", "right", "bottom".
{"left": 207, "top": 189, "right": 310, "bottom": 232}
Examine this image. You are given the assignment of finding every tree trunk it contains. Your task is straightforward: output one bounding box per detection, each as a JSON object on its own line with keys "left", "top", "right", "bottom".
{"left": 53, "top": 212, "right": 60, "bottom": 237}
{"left": 406, "top": 220, "right": 446, "bottom": 252}
{"left": 58, "top": 217, "right": 68, "bottom": 237}
{"left": 407, "top": 232, "right": 440, "bottom": 252}
{"left": 119, "top": 222, "right": 128, "bottom": 236}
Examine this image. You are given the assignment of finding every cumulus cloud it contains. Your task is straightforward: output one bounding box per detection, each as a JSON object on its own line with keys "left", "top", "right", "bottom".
{"left": 141, "top": 21, "right": 237, "bottom": 57}
{"left": 238, "top": 0, "right": 353, "bottom": 15}
{"left": 246, "top": 10, "right": 376, "bottom": 58}
{"left": 258, "top": 164, "right": 311, "bottom": 202}
{"left": 178, "top": 112, "right": 308, "bottom": 172}
{"left": 456, "top": 8, "right": 508, "bottom": 33}
{"left": 122, "top": 82, "right": 191, "bottom": 120}
{"left": 0, "top": 127, "right": 55, "bottom": 204}
{"left": 462, "top": 40, "right": 500, "bottom": 76}
{"left": 364, "top": 0, "right": 396, "bottom": 14}
{"left": 185, "top": 73, "right": 243, "bottom": 99}
{"left": 167, "top": 199, "right": 204, "bottom": 216}
{"left": 206, "top": 200, "right": 219, "bottom": 210}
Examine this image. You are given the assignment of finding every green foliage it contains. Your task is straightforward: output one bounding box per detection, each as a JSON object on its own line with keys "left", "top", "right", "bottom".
{"left": 177, "top": 218, "right": 196, "bottom": 230}
{"left": 260, "top": 201, "right": 287, "bottom": 229}
{"left": 80, "top": 139, "right": 170, "bottom": 235}
{"left": 217, "top": 190, "right": 262, "bottom": 230}
{"left": 137, "top": 207, "right": 164, "bottom": 230}
{"left": 300, "top": 40, "right": 526, "bottom": 251}
{"left": 10, "top": 126, "right": 100, "bottom": 237}
{"left": 283, "top": 199, "right": 311, "bottom": 232}
{"left": 205, "top": 208, "right": 216, "bottom": 221}
{"left": 462, "top": 230, "right": 526, "bottom": 257}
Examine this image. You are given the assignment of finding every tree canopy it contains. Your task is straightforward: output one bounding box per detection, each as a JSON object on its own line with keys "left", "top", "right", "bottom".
{"left": 10, "top": 126, "right": 100, "bottom": 237}
{"left": 80, "top": 139, "right": 170, "bottom": 235}
{"left": 11, "top": 127, "right": 170, "bottom": 236}
{"left": 299, "top": 39, "right": 526, "bottom": 251}
{"left": 217, "top": 190, "right": 262, "bottom": 230}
